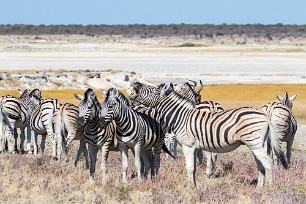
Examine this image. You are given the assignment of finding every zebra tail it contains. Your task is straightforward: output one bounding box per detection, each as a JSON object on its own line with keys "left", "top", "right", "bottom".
{"left": 162, "top": 143, "right": 176, "bottom": 159}
{"left": 267, "top": 120, "right": 288, "bottom": 170}
{"left": 54, "top": 108, "right": 66, "bottom": 150}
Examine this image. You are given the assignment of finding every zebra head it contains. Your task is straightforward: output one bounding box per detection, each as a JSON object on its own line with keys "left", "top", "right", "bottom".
{"left": 27, "top": 89, "right": 42, "bottom": 116}
{"left": 75, "top": 88, "right": 101, "bottom": 127}
{"left": 18, "top": 89, "right": 30, "bottom": 103}
{"left": 276, "top": 92, "right": 297, "bottom": 110}
{"left": 103, "top": 88, "right": 121, "bottom": 124}
{"left": 129, "top": 82, "right": 161, "bottom": 107}
{"left": 160, "top": 83, "right": 175, "bottom": 97}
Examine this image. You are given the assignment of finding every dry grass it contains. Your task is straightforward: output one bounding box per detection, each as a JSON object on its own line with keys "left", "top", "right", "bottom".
{"left": 0, "top": 143, "right": 305, "bottom": 203}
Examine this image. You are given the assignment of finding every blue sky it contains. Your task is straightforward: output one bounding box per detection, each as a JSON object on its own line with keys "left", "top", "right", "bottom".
{"left": 1, "top": 0, "right": 305, "bottom": 25}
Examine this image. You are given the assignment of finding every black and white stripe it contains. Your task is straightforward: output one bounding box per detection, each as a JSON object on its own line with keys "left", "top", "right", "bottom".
{"left": 103, "top": 88, "right": 165, "bottom": 181}
{"left": 130, "top": 82, "right": 287, "bottom": 188}
{"left": 0, "top": 90, "right": 30, "bottom": 153}
{"left": 75, "top": 89, "right": 117, "bottom": 183}
{"left": 53, "top": 102, "right": 89, "bottom": 168}
{"left": 261, "top": 92, "right": 297, "bottom": 166}
{"left": 28, "top": 89, "right": 61, "bottom": 159}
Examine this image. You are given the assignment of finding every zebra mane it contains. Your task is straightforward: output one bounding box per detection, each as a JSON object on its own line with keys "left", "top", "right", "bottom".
{"left": 171, "top": 90, "right": 195, "bottom": 108}
{"left": 161, "top": 83, "right": 195, "bottom": 108}
{"left": 157, "top": 83, "right": 165, "bottom": 89}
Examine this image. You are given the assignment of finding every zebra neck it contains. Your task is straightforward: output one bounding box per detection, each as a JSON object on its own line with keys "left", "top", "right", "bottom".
{"left": 114, "top": 105, "right": 138, "bottom": 132}
{"left": 87, "top": 111, "right": 100, "bottom": 128}
{"left": 156, "top": 93, "right": 194, "bottom": 130}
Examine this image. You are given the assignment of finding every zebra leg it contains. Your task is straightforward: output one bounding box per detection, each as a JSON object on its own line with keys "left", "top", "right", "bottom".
{"left": 19, "top": 127, "right": 25, "bottom": 154}
{"left": 74, "top": 139, "right": 83, "bottom": 167}
{"left": 32, "top": 131, "right": 38, "bottom": 158}
{"left": 26, "top": 125, "right": 32, "bottom": 153}
{"left": 152, "top": 145, "right": 163, "bottom": 179}
{"left": 56, "top": 131, "right": 63, "bottom": 162}
{"left": 49, "top": 133, "right": 58, "bottom": 160}
{"left": 100, "top": 143, "right": 110, "bottom": 184}
{"left": 120, "top": 147, "right": 129, "bottom": 182}
{"left": 182, "top": 144, "right": 197, "bottom": 186}
{"left": 82, "top": 142, "right": 89, "bottom": 169}
{"left": 252, "top": 148, "right": 273, "bottom": 188}
{"left": 14, "top": 128, "right": 18, "bottom": 152}
{"left": 134, "top": 143, "right": 142, "bottom": 181}
{"left": 197, "top": 147, "right": 204, "bottom": 167}
{"left": 140, "top": 150, "right": 151, "bottom": 179}
{"left": 88, "top": 144, "right": 98, "bottom": 183}
{"left": 286, "top": 138, "right": 294, "bottom": 167}
{"left": 205, "top": 151, "right": 218, "bottom": 177}
{"left": 40, "top": 134, "right": 47, "bottom": 156}
{"left": 6, "top": 124, "right": 15, "bottom": 154}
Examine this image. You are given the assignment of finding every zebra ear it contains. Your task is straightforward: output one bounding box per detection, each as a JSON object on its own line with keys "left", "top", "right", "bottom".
{"left": 17, "top": 88, "right": 23, "bottom": 96}
{"left": 100, "top": 90, "right": 107, "bottom": 98}
{"left": 130, "top": 82, "right": 143, "bottom": 90}
{"left": 20, "top": 89, "right": 29, "bottom": 98}
{"left": 162, "top": 83, "right": 173, "bottom": 95}
{"left": 113, "top": 88, "right": 119, "bottom": 97}
{"left": 289, "top": 95, "right": 297, "bottom": 101}
{"left": 276, "top": 94, "right": 283, "bottom": 102}
{"left": 74, "top": 93, "right": 84, "bottom": 101}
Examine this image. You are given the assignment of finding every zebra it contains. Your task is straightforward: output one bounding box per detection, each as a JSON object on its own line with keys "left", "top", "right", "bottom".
{"left": 142, "top": 81, "right": 223, "bottom": 177}
{"left": 102, "top": 88, "right": 166, "bottom": 182}
{"left": 130, "top": 82, "right": 287, "bottom": 188}
{"left": 53, "top": 102, "right": 89, "bottom": 168}
{"left": 74, "top": 88, "right": 118, "bottom": 183}
{"left": 261, "top": 92, "right": 297, "bottom": 166}
{"left": 174, "top": 81, "right": 225, "bottom": 176}
{"left": 27, "top": 89, "right": 61, "bottom": 159}
{"left": 15, "top": 88, "right": 34, "bottom": 153}
{"left": 0, "top": 90, "right": 31, "bottom": 154}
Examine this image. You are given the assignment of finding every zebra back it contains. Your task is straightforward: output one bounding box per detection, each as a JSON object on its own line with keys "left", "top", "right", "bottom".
{"left": 196, "top": 100, "right": 224, "bottom": 113}
{"left": 54, "top": 103, "right": 82, "bottom": 146}
{"left": 261, "top": 102, "right": 297, "bottom": 143}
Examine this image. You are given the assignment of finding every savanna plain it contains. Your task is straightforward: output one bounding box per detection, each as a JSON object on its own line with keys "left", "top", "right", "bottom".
{"left": 0, "top": 33, "right": 306, "bottom": 203}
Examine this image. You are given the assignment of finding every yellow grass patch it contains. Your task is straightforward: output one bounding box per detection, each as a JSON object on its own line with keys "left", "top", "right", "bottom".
{"left": 1, "top": 84, "right": 305, "bottom": 122}
{"left": 200, "top": 84, "right": 306, "bottom": 123}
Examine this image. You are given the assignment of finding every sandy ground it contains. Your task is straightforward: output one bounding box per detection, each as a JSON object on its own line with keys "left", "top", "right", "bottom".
{"left": 0, "top": 35, "right": 306, "bottom": 84}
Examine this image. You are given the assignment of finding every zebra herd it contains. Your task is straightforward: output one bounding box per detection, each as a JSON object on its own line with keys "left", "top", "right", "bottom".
{"left": 0, "top": 81, "right": 297, "bottom": 189}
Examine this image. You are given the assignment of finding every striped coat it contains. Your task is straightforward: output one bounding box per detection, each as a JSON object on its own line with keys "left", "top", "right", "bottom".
{"left": 103, "top": 88, "right": 166, "bottom": 182}
{"left": 261, "top": 93, "right": 297, "bottom": 165}
{"left": 54, "top": 102, "right": 89, "bottom": 168}
{"left": 130, "top": 82, "right": 287, "bottom": 188}
{"left": 28, "top": 90, "right": 62, "bottom": 159}
{"left": 75, "top": 89, "right": 117, "bottom": 183}
{"left": 0, "top": 92, "right": 29, "bottom": 153}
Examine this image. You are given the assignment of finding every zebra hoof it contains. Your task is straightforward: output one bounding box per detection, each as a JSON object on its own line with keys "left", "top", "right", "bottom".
{"left": 20, "top": 150, "right": 26, "bottom": 154}
{"left": 52, "top": 157, "right": 58, "bottom": 161}
{"left": 89, "top": 177, "right": 95, "bottom": 184}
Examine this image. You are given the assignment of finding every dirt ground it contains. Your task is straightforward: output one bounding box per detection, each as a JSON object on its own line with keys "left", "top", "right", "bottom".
{"left": 0, "top": 35, "right": 306, "bottom": 84}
